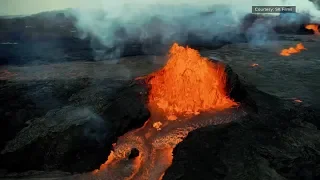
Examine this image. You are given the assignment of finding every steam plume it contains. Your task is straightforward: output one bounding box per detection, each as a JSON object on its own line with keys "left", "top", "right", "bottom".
{"left": 71, "top": 0, "right": 320, "bottom": 59}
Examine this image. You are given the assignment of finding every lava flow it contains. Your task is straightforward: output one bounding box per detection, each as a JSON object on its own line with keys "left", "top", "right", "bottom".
{"left": 280, "top": 43, "right": 306, "bottom": 56}
{"left": 305, "top": 24, "right": 320, "bottom": 35}
{"left": 90, "top": 43, "right": 241, "bottom": 180}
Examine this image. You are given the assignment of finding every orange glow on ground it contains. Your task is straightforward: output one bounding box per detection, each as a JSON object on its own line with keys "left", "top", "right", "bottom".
{"left": 292, "top": 98, "right": 303, "bottom": 103}
{"left": 280, "top": 43, "right": 306, "bottom": 56}
{"left": 91, "top": 43, "right": 239, "bottom": 180}
{"left": 305, "top": 24, "right": 320, "bottom": 35}
{"left": 0, "top": 69, "right": 17, "bottom": 80}
{"left": 251, "top": 63, "right": 259, "bottom": 67}
{"left": 157, "top": 148, "right": 173, "bottom": 180}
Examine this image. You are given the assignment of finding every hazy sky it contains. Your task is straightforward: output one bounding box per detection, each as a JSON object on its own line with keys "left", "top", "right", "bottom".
{"left": 1, "top": 0, "right": 318, "bottom": 16}
{"left": 0, "top": 0, "right": 257, "bottom": 16}
{"left": 0, "top": 0, "right": 102, "bottom": 15}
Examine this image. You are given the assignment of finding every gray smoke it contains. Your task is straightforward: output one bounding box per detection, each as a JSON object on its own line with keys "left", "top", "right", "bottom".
{"left": 71, "top": 0, "right": 320, "bottom": 58}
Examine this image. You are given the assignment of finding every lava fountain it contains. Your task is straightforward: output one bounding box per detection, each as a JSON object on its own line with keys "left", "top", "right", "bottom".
{"left": 147, "top": 43, "right": 237, "bottom": 120}
{"left": 90, "top": 43, "right": 242, "bottom": 180}
{"left": 305, "top": 24, "right": 320, "bottom": 35}
{"left": 280, "top": 43, "right": 306, "bottom": 56}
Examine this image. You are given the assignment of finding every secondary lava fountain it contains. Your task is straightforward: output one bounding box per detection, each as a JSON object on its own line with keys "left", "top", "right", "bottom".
{"left": 280, "top": 43, "right": 306, "bottom": 56}
{"left": 305, "top": 24, "right": 320, "bottom": 35}
{"left": 89, "top": 43, "right": 242, "bottom": 180}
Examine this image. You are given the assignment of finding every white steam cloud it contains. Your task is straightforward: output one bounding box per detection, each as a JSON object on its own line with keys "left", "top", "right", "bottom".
{"left": 71, "top": 0, "right": 320, "bottom": 59}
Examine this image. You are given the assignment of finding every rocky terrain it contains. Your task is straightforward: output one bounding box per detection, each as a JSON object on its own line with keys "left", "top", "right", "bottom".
{"left": 0, "top": 36, "right": 319, "bottom": 179}
{"left": 163, "top": 34, "right": 320, "bottom": 180}
{"left": 0, "top": 58, "right": 157, "bottom": 174}
{"left": 164, "top": 84, "right": 320, "bottom": 180}
{"left": 0, "top": 9, "right": 319, "bottom": 180}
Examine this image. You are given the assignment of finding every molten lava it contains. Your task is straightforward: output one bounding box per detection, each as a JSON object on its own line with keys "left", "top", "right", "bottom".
{"left": 148, "top": 43, "right": 237, "bottom": 119}
{"left": 305, "top": 24, "right": 320, "bottom": 35}
{"left": 153, "top": 122, "right": 163, "bottom": 131}
{"left": 251, "top": 63, "right": 259, "bottom": 67}
{"left": 280, "top": 43, "right": 306, "bottom": 56}
{"left": 91, "top": 43, "right": 240, "bottom": 180}
{"left": 291, "top": 97, "right": 303, "bottom": 103}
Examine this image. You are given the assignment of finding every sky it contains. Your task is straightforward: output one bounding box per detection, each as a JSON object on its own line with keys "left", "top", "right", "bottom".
{"left": 0, "top": 0, "right": 319, "bottom": 16}
{"left": 0, "top": 0, "right": 100, "bottom": 16}
{"left": 0, "top": 0, "right": 261, "bottom": 16}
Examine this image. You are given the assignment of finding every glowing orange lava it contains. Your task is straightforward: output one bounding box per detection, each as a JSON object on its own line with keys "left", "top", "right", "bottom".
{"left": 291, "top": 98, "right": 303, "bottom": 103}
{"left": 157, "top": 148, "right": 173, "bottom": 180}
{"left": 251, "top": 63, "right": 259, "bottom": 67}
{"left": 153, "top": 122, "right": 163, "bottom": 131}
{"left": 91, "top": 43, "right": 239, "bottom": 180}
{"left": 305, "top": 24, "right": 320, "bottom": 35}
{"left": 148, "top": 43, "right": 237, "bottom": 119}
{"left": 280, "top": 43, "right": 306, "bottom": 56}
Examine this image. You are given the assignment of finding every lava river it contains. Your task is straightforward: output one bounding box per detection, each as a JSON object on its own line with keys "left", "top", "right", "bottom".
{"left": 78, "top": 43, "right": 245, "bottom": 180}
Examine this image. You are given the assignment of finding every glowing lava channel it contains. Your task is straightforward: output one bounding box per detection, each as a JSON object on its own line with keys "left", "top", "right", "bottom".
{"left": 89, "top": 43, "right": 240, "bottom": 180}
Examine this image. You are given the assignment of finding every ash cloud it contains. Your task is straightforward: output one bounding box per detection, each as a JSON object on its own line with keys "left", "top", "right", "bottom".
{"left": 71, "top": 0, "right": 320, "bottom": 58}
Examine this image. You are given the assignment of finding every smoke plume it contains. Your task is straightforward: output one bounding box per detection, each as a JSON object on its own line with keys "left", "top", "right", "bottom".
{"left": 71, "top": 0, "right": 320, "bottom": 59}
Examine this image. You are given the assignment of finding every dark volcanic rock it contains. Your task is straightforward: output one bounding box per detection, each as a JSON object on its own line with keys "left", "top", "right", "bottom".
{"left": 0, "top": 78, "right": 91, "bottom": 150}
{"left": 128, "top": 148, "right": 140, "bottom": 160}
{"left": 0, "top": 59, "right": 249, "bottom": 175}
{"left": 100, "top": 80, "right": 150, "bottom": 135}
{"left": 163, "top": 87, "right": 320, "bottom": 180}
{"left": 210, "top": 60, "right": 257, "bottom": 112}
{"left": 0, "top": 79, "right": 150, "bottom": 173}
{"left": 224, "top": 63, "right": 256, "bottom": 111}
{"left": 241, "top": 13, "right": 315, "bottom": 35}
{"left": 0, "top": 106, "right": 112, "bottom": 173}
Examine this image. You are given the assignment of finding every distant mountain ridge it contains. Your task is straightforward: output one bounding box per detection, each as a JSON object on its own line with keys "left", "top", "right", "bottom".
{"left": 0, "top": 9, "right": 78, "bottom": 42}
